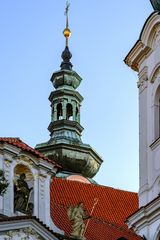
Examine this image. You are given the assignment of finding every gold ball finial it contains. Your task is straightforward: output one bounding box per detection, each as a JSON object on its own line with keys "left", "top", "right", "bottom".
{"left": 63, "top": 27, "right": 71, "bottom": 39}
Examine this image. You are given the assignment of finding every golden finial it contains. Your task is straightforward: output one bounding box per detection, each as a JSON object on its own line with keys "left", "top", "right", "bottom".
{"left": 63, "top": 1, "right": 71, "bottom": 47}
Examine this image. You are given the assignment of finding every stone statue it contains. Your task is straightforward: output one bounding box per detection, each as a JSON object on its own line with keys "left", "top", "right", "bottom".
{"left": 67, "top": 202, "right": 90, "bottom": 240}
{"left": 0, "top": 169, "right": 9, "bottom": 196}
{"left": 14, "top": 173, "right": 33, "bottom": 214}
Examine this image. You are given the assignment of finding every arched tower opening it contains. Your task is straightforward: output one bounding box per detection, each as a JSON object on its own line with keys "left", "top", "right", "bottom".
{"left": 57, "top": 103, "right": 63, "bottom": 120}
{"left": 66, "top": 103, "right": 73, "bottom": 120}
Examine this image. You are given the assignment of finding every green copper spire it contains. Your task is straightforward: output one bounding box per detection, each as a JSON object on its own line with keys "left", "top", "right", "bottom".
{"left": 36, "top": 2, "right": 103, "bottom": 179}
{"left": 63, "top": 1, "right": 71, "bottom": 47}
{"left": 61, "top": 1, "right": 73, "bottom": 70}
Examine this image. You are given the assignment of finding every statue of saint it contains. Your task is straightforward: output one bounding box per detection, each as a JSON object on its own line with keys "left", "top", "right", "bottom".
{"left": 67, "top": 202, "right": 90, "bottom": 240}
{"left": 14, "top": 173, "right": 33, "bottom": 214}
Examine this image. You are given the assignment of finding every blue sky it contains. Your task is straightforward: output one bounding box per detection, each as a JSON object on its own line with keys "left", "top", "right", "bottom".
{"left": 0, "top": 1, "right": 153, "bottom": 191}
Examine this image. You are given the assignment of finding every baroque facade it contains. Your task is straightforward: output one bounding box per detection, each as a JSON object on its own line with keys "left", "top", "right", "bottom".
{"left": 124, "top": 3, "right": 160, "bottom": 239}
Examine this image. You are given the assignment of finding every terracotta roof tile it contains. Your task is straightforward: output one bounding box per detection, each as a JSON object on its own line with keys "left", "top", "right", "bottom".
{"left": 0, "top": 137, "right": 61, "bottom": 168}
{"left": 50, "top": 178, "right": 142, "bottom": 240}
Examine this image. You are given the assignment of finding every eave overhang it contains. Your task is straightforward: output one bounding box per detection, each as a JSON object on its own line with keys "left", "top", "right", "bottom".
{"left": 124, "top": 12, "right": 160, "bottom": 72}
{"left": 124, "top": 41, "right": 152, "bottom": 72}
{"left": 126, "top": 196, "right": 160, "bottom": 231}
{"left": 0, "top": 216, "right": 72, "bottom": 240}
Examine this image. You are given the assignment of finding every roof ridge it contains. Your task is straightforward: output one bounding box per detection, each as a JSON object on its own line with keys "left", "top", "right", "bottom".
{"left": 51, "top": 199, "right": 139, "bottom": 236}
{"left": 0, "top": 137, "right": 61, "bottom": 168}
{"left": 90, "top": 216, "right": 140, "bottom": 237}
{"left": 54, "top": 178, "right": 138, "bottom": 194}
{"left": 0, "top": 137, "right": 22, "bottom": 142}
{"left": 0, "top": 215, "right": 69, "bottom": 239}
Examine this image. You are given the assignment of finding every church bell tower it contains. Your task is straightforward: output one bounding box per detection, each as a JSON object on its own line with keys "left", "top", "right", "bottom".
{"left": 36, "top": 3, "right": 103, "bottom": 181}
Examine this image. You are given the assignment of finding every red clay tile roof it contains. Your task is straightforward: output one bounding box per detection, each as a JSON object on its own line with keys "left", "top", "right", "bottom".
{"left": 0, "top": 137, "right": 61, "bottom": 168}
{"left": 51, "top": 178, "right": 142, "bottom": 240}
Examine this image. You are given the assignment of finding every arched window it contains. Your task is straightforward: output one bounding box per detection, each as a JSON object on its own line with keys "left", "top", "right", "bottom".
{"left": 57, "top": 103, "right": 63, "bottom": 120}
{"left": 154, "top": 86, "right": 160, "bottom": 140}
{"left": 66, "top": 103, "right": 73, "bottom": 120}
{"left": 14, "top": 164, "right": 34, "bottom": 215}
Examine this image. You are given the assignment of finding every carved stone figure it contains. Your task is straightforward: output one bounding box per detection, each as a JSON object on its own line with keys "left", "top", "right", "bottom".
{"left": 67, "top": 202, "right": 90, "bottom": 240}
{"left": 14, "top": 173, "right": 33, "bottom": 214}
{"left": 0, "top": 169, "right": 9, "bottom": 196}
{"left": 1, "top": 227, "right": 45, "bottom": 240}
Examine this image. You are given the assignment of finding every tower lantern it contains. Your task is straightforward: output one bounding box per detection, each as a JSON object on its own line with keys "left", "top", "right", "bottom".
{"left": 36, "top": 2, "right": 103, "bottom": 180}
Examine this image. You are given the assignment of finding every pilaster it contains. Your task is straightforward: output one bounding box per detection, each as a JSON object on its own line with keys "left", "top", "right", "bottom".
{"left": 0, "top": 154, "right": 3, "bottom": 212}
{"left": 125, "top": 11, "right": 160, "bottom": 239}
{"left": 3, "top": 156, "right": 14, "bottom": 216}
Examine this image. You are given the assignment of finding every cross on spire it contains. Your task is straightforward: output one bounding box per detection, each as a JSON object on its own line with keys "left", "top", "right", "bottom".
{"left": 61, "top": 1, "right": 72, "bottom": 70}
{"left": 65, "top": 1, "right": 70, "bottom": 29}
{"left": 65, "top": 1, "right": 70, "bottom": 17}
{"left": 63, "top": 1, "right": 71, "bottom": 47}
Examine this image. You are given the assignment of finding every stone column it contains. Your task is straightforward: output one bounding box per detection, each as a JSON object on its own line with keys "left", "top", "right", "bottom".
{"left": 76, "top": 104, "right": 80, "bottom": 123}
{"left": 33, "top": 170, "right": 39, "bottom": 217}
{"left": 72, "top": 102, "right": 76, "bottom": 121}
{"left": 77, "top": 108, "right": 80, "bottom": 123}
{"left": 138, "top": 66, "right": 149, "bottom": 207}
{"left": 38, "top": 173, "right": 46, "bottom": 222}
{"left": 63, "top": 100, "right": 67, "bottom": 120}
{"left": 51, "top": 107, "right": 54, "bottom": 122}
{"left": 53, "top": 103, "right": 57, "bottom": 121}
{"left": 44, "top": 175, "right": 51, "bottom": 227}
{"left": 0, "top": 154, "right": 3, "bottom": 213}
{"left": 3, "top": 156, "right": 14, "bottom": 216}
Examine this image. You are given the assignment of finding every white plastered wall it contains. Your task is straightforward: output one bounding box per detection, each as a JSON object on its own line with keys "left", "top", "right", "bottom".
{"left": 125, "top": 12, "right": 160, "bottom": 239}
{"left": 136, "top": 14, "right": 160, "bottom": 208}
{"left": 0, "top": 144, "right": 62, "bottom": 233}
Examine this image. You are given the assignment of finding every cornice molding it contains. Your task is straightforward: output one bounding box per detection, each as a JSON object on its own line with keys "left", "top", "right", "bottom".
{"left": 126, "top": 197, "right": 160, "bottom": 232}
{"left": 124, "top": 41, "right": 152, "bottom": 72}
{"left": 124, "top": 12, "right": 160, "bottom": 72}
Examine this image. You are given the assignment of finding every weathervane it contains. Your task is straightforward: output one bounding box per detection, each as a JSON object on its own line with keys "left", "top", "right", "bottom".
{"left": 63, "top": 1, "right": 71, "bottom": 47}
{"left": 65, "top": 1, "right": 70, "bottom": 27}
